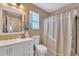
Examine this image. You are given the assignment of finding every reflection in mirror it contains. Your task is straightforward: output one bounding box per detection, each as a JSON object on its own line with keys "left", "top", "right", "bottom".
{"left": 2, "top": 10, "right": 23, "bottom": 33}
{"left": 7, "top": 16, "right": 13, "bottom": 32}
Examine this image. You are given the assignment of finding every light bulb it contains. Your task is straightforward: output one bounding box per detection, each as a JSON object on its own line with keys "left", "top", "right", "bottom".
{"left": 19, "top": 4, "right": 24, "bottom": 9}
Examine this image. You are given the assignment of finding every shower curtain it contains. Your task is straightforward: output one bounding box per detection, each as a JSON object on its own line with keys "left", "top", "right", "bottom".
{"left": 43, "top": 16, "right": 57, "bottom": 55}
{"left": 56, "top": 11, "right": 72, "bottom": 56}
{"left": 43, "top": 8, "right": 79, "bottom": 56}
{"left": 55, "top": 8, "right": 77, "bottom": 56}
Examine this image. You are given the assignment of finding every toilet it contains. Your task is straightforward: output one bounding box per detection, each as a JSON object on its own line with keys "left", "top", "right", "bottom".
{"left": 32, "top": 36, "right": 47, "bottom": 56}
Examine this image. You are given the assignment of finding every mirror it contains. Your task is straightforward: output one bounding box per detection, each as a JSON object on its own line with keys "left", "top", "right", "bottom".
{"left": 2, "top": 10, "right": 24, "bottom": 33}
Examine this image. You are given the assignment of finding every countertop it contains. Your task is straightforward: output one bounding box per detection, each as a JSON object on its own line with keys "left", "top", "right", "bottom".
{"left": 0, "top": 38, "right": 34, "bottom": 47}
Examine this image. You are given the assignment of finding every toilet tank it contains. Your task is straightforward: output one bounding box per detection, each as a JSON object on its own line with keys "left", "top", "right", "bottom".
{"left": 32, "top": 36, "right": 40, "bottom": 45}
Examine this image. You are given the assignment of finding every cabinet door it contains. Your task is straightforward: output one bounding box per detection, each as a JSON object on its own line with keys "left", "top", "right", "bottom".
{"left": 11, "top": 43, "right": 24, "bottom": 56}
{"left": 24, "top": 45, "right": 29, "bottom": 56}
{"left": 28, "top": 45, "right": 33, "bottom": 56}
{"left": 20, "top": 42, "right": 34, "bottom": 56}
{"left": 24, "top": 44, "right": 33, "bottom": 56}
{"left": 0, "top": 41, "right": 34, "bottom": 56}
{"left": 0, "top": 46, "right": 9, "bottom": 56}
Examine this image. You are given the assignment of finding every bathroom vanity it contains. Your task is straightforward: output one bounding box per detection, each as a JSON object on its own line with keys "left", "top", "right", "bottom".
{"left": 0, "top": 38, "right": 34, "bottom": 56}
{"left": 0, "top": 4, "right": 34, "bottom": 56}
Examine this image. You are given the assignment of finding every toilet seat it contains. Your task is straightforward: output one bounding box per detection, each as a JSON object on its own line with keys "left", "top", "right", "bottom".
{"left": 35, "top": 44, "right": 47, "bottom": 53}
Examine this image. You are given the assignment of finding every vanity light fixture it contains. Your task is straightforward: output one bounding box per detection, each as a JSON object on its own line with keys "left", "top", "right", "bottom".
{"left": 2, "top": 3, "right": 24, "bottom": 10}
{"left": 10, "top": 3, "right": 24, "bottom": 10}
{"left": 19, "top": 4, "right": 24, "bottom": 9}
{"left": 11, "top": 3, "right": 17, "bottom": 6}
{"left": 2, "top": 3, "right": 9, "bottom": 6}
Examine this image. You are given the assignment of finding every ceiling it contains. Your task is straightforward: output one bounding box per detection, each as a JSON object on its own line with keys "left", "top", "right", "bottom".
{"left": 33, "top": 3, "right": 70, "bottom": 12}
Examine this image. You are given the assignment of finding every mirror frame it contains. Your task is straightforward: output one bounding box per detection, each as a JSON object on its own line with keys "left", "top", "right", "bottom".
{"left": 1, "top": 8, "right": 25, "bottom": 34}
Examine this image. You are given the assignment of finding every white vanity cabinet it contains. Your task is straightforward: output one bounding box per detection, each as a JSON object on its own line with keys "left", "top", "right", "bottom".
{"left": 0, "top": 39, "right": 34, "bottom": 56}
{"left": 0, "top": 46, "right": 9, "bottom": 56}
{"left": 24, "top": 45, "right": 33, "bottom": 56}
{"left": 11, "top": 43, "right": 25, "bottom": 56}
{"left": 11, "top": 42, "right": 34, "bottom": 56}
{"left": 0, "top": 44, "right": 23, "bottom": 56}
{"left": 0, "top": 46, "right": 13, "bottom": 56}
{"left": 20, "top": 41, "right": 34, "bottom": 56}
